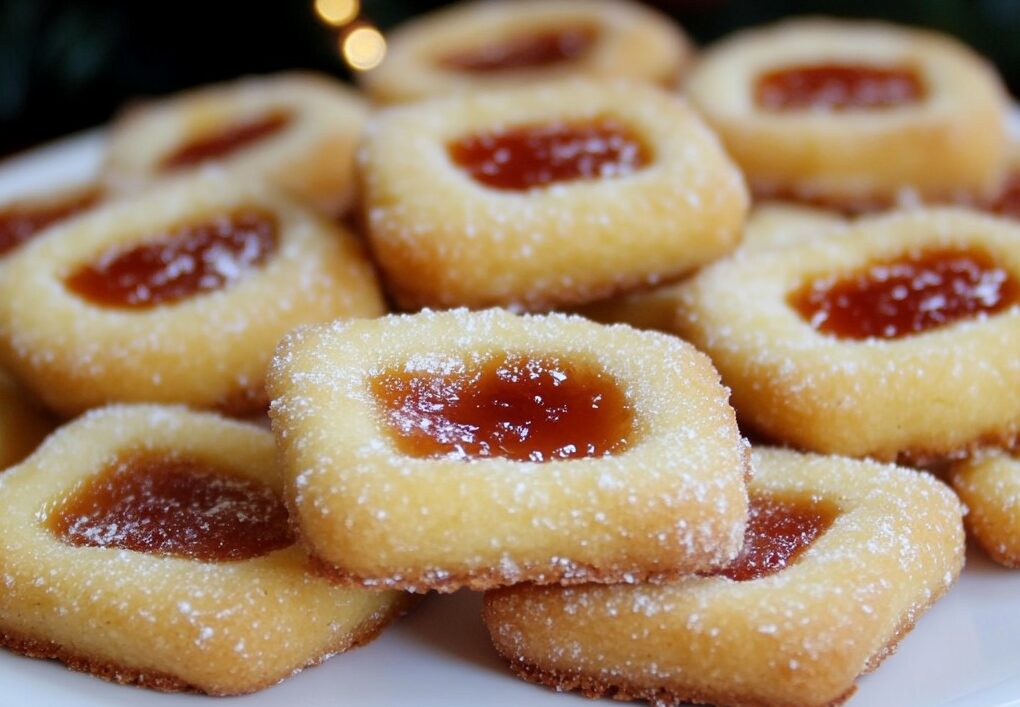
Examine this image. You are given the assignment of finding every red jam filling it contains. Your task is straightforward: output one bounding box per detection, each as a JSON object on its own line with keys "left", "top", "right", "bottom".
{"left": 0, "top": 189, "right": 101, "bottom": 256}
{"left": 440, "top": 27, "right": 596, "bottom": 72}
{"left": 791, "top": 247, "right": 1018, "bottom": 340}
{"left": 159, "top": 111, "right": 291, "bottom": 170}
{"left": 716, "top": 495, "right": 835, "bottom": 582}
{"left": 371, "top": 354, "right": 634, "bottom": 462}
{"left": 65, "top": 208, "right": 278, "bottom": 308}
{"left": 449, "top": 118, "right": 651, "bottom": 191}
{"left": 755, "top": 64, "right": 925, "bottom": 111}
{"left": 50, "top": 454, "right": 294, "bottom": 562}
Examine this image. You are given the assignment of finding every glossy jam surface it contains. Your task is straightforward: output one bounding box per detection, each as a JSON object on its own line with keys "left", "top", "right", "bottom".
{"left": 0, "top": 189, "right": 100, "bottom": 256}
{"left": 791, "top": 248, "right": 1018, "bottom": 340}
{"left": 441, "top": 27, "right": 596, "bottom": 72}
{"left": 371, "top": 354, "right": 633, "bottom": 462}
{"left": 66, "top": 209, "right": 278, "bottom": 308}
{"left": 755, "top": 64, "right": 925, "bottom": 111}
{"left": 449, "top": 118, "right": 650, "bottom": 191}
{"left": 50, "top": 454, "right": 294, "bottom": 561}
{"left": 160, "top": 111, "right": 291, "bottom": 170}
{"left": 717, "top": 495, "right": 834, "bottom": 582}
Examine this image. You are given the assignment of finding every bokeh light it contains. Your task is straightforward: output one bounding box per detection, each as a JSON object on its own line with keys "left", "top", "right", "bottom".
{"left": 342, "top": 25, "right": 387, "bottom": 71}
{"left": 314, "top": 0, "right": 359, "bottom": 26}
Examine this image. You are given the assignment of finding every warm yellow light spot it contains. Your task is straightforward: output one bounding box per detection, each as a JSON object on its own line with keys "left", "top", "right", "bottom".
{"left": 314, "top": 0, "right": 359, "bottom": 26}
{"left": 342, "top": 26, "right": 387, "bottom": 71}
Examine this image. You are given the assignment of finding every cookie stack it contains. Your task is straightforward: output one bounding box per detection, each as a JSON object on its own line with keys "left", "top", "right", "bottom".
{"left": 0, "top": 1, "right": 1014, "bottom": 705}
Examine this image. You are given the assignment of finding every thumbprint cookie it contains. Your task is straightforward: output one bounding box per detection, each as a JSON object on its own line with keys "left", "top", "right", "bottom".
{"left": 0, "top": 405, "right": 412, "bottom": 694}
{"left": 949, "top": 450, "right": 1020, "bottom": 567}
{"left": 571, "top": 204, "right": 846, "bottom": 331}
{"left": 484, "top": 447, "right": 964, "bottom": 707}
{"left": 675, "top": 208, "right": 1020, "bottom": 462}
{"left": 268, "top": 308, "right": 750, "bottom": 593}
{"left": 0, "top": 171, "right": 384, "bottom": 418}
{"left": 0, "top": 183, "right": 103, "bottom": 258}
{"left": 0, "top": 369, "right": 52, "bottom": 470}
{"left": 362, "top": 79, "right": 748, "bottom": 311}
{"left": 103, "top": 73, "right": 369, "bottom": 216}
{"left": 685, "top": 19, "right": 1009, "bottom": 209}
{"left": 360, "top": 0, "right": 692, "bottom": 104}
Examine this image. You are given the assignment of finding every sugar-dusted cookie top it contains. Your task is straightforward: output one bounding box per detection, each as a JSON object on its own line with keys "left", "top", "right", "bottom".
{"left": 269, "top": 308, "right": 750, "bottom": 592}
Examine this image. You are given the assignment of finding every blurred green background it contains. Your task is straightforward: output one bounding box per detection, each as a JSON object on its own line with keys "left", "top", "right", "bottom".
{"left": 2, "top": 0, "right": 1018, "bottom": 156}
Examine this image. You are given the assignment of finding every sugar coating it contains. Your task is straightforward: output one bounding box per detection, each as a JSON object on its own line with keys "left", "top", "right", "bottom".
{"left": 675, "top": 207, "right": 1020, "bottom": 462}
{"left": 949, "top": 449, "right": 1020, "bottom": 567}
{"left": 0, "top": 170, "right": 384, "bottom": 417}
{"left": 685, "top": 18, "right": 1009, "bottom": 205}
{"left": 571, "top": 202, "right": 848, "bottom": 333}
{"left": 268, "top": 308, "right": 750, "bottom": 592}
{"left": 359, "top": 0, "right": 694, "bottom": 103}
{"left": 0, "top": 405, "right": 412, "bottom": 694}
{"left": 360, "top": 78, "right": 749, "bottom": 311}
{"left": 102, "top": 72, "right": 369, "bottom": 217}
{"left": 483, "top": 447, "right": 965, "bottom": 707}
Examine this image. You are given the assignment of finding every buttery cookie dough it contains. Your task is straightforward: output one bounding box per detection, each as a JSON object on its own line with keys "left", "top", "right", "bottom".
{"left": 572, "top": 203, "right": 847, "bottom": 331}
{"left": 686, "top": 18, "right": 1009, "bottom": 208}
{"left": 0, "top": 405, "right": 412, "bottom": 695}
{"left": 676, "top": 207, "right": 1020, "bottom": 462}
{"left": 0, "top": 171, "right": 384, "bottom": 417}
{"left": 949, "top": 450, "right": 1020, "bottom": 567}
{"left": 361, "top": 0, "right": 693, "bottom": 103}
{"left": 269, "top": 308, "right": 750, "bottom": 592}
{"left": 362, "top": 79, "right": 748, "bottom": 311}
{"left": 103, "top": 73, "right": 369, "bottom": 216}
{"left": 484, "top": 447, "right": 965, "bottom": 707}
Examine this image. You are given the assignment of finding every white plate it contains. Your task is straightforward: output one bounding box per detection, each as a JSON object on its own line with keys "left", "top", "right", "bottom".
{"left": 0, "top": 133, "right": 1018, "bottom": 707}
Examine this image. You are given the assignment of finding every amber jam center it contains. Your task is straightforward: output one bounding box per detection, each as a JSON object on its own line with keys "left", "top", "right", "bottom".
{"left": 449, "top": 118, "right": 651, "bottom": 191}
{"left": 790, "top": 247, "right": 1019, "bottom": 340}
{"left": 160, "top": 111, "right": 292, "bottom": 170}
{"left": 440, "top": 26, "right": 596, "bottom": 72}
{"left": 49, "top": 453, "right": 294, "bottom": 562}
{"left": 65, "top": 208, "right": 278, "bottom": 308}
{"left": 714, "top": 495, "right": 835, "bottom": 582}
{"left": 755, "top": 63, "right": 925, "bottom": 111}
{"left": 370, "top": 354, "right": 634, "bottom": 462}
{"left": 0, "top": 189, "right": 101, "bottom": 257}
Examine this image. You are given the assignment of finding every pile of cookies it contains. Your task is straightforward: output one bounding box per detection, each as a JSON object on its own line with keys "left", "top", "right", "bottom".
{"left": 0, "top": 1, "right": 1015, "bottom": 705}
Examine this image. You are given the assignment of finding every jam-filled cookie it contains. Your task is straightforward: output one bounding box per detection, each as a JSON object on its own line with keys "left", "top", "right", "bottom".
{"left": 685, "top": 19, "right": 1009, "bottom": 208}
{"left": 103, "top": 73, "right": 368, "bottom": 216}
{"left": 0, "top": 171, "right": 384, "bottom": 418}
{"left": 0, "top": 183, "right": 103, "bottom": 258}
{"left": 484, "top": 447, "right": 965, "bottom": 707}
{"left": 268, "top": 308, "right": 750, "bottom": 592}
{"left": 675, "top": 208, "right": 1020, "bottom": 462}
{"left": 572, "top": 204, "right": 845, "bottom": 331}
{"left": 0, "top": 369, "right": 52, "bottom": 470}
{"left": 362, "top": 79, "right": 748, "bottom": 311}
{"left": 0, "top": 405, "right": 412, "bottom": 694}
{"left": 949, "top": 450, "right": 1020, "bottom": 567}
{"left": 360, "top": 0, "right": 692, "bottom": 104}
